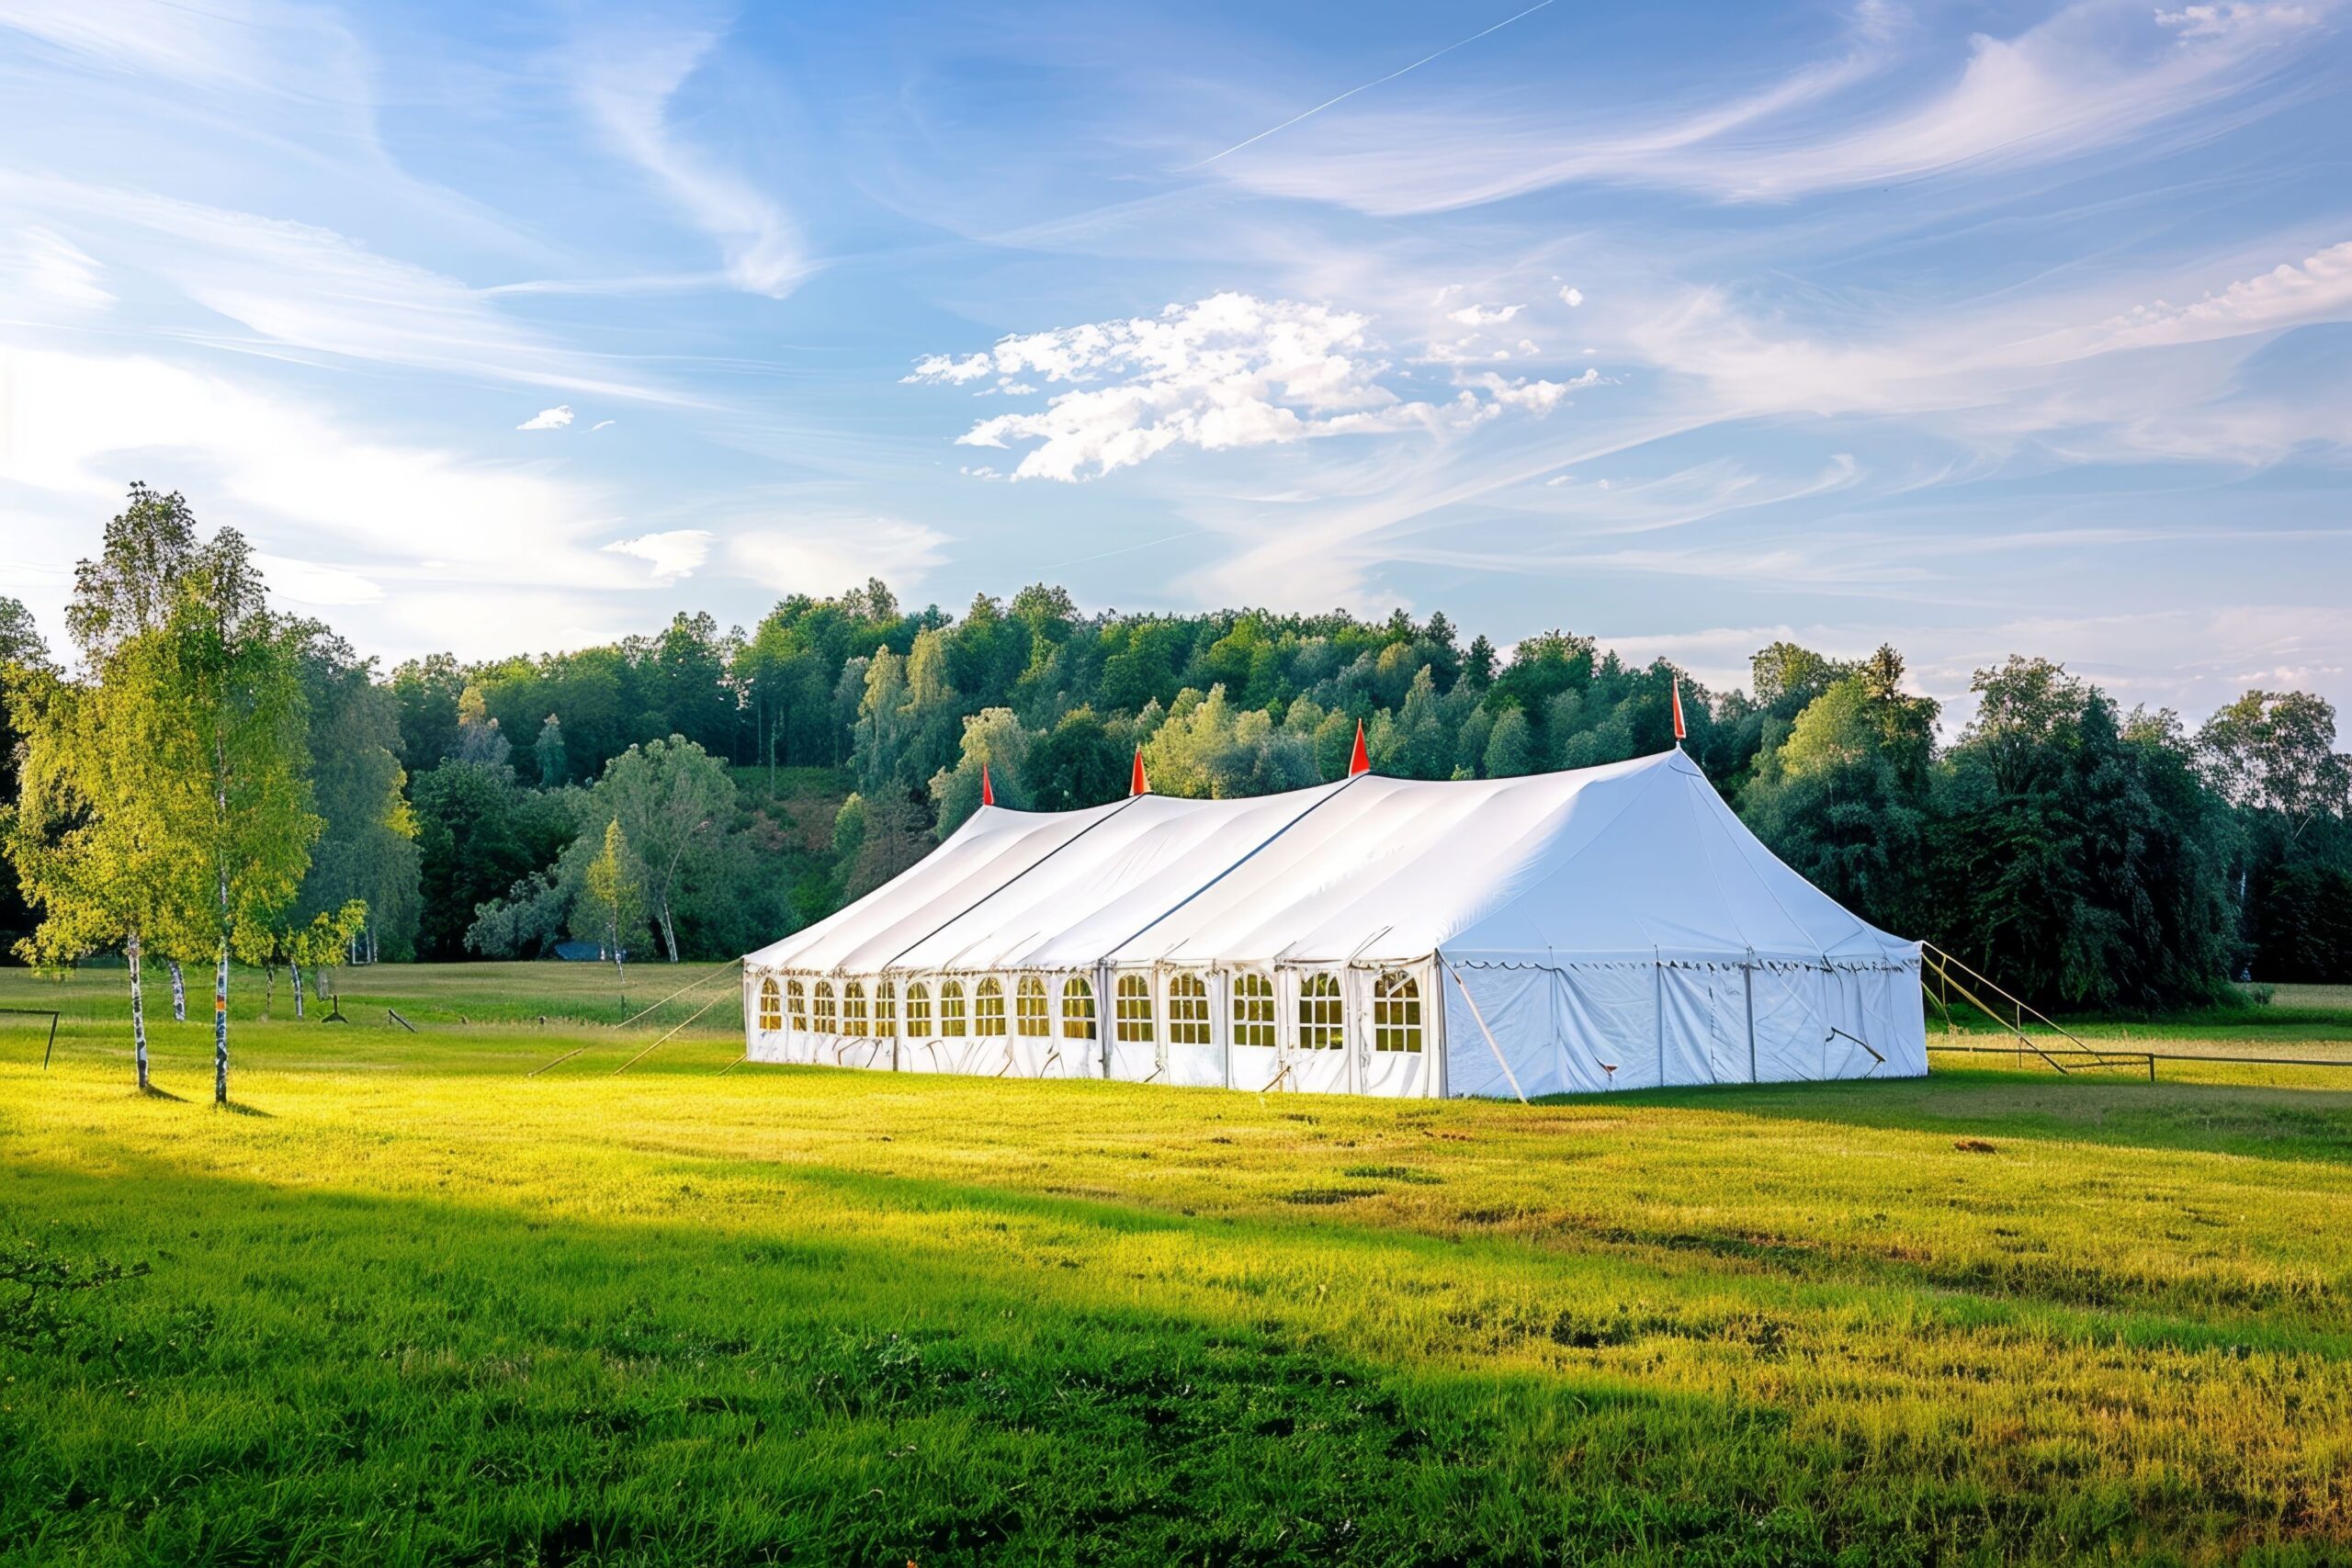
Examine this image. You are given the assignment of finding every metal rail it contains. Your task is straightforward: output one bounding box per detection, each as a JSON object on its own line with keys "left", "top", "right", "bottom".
{"left": 1929, "top": 1043, "right": 2352, "bottom": 1078}
{"left": 1918, "top": 944, "right": 2152, "bottom": 1076}
{"left": 0, "top": 1009, "right": 63, "bottom": 1068}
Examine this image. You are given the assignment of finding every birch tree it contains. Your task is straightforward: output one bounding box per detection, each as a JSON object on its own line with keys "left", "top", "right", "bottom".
{"left": 148, "top": 533, "right": 319, "bottom": 1105}
{"left": 595, "top": 738, "right": 729, "bottom": 963}
{"left": 1, "top": 490, "right": 207, "bottom": 1089}
{"left": 4, "top": 660, "right": 178, "bottom": 1088}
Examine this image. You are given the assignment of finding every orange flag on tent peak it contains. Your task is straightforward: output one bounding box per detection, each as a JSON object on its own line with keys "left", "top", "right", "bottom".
{"left": 1671, "top": 679, "right": 1687, "bottom": 742}
{"left": 980, "top": 761, "right": 994, "bottom": 807}
{"left": 1130, "top": 746, "right": 1149, "bottom": 796}
{"left": 1349, "top": 718, "right": 1371, "bottom": 776}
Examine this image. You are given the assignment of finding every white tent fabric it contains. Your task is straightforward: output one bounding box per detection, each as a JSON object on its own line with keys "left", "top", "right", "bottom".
{"left": 741, "top": 748, "right": 1927, "bottom": 1097}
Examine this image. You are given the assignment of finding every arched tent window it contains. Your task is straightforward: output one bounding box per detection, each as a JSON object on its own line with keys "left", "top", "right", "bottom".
{"left": 975, "top": 978, "right": 1006, "bottom": 1037}
{"left": 1298, "top": 973, "right": 1343, "bottom": 1050}
{"left": 813, "top": 981, "right": 838, "bottom": 1033}
{"left": 786, "top": 978, "right": 808, "bottom": 1031}
{"left": 905, "top": 982, "right": 933, "bottom": 1036}
{"left": 875, "top": 981, "right": 897, "bottom": 1037}
{"left": 757, "top": 977, "right": 782, "bottom": 1032}
{"left": 843, "top": 981, "right": 869, "bottom": 1037}
{"left": 1373, "top": 970, "right": 1422, "bottom": 1053}
{"left": 1232, "top": 971, "right": 1275, "bottom": 1048}
{"left": 1168, "top": 973, "right": 1211, "bottom": 1045}
{"left": 939, "top": 981, "right": 967, "bottom": 1037}
{"left": 1015, "top": 976, "right": 1049, "bottom": 1037}
{"left": 1115, "top": 974, "right": 1154, "bottom": 1043}
{"left": 1061, "top": 977, "right": 1096, "bottom": 1040}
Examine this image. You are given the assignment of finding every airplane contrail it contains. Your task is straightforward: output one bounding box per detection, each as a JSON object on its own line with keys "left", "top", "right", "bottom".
{"left": 1185, "top": 0, "right": 1559, "bottom": 170}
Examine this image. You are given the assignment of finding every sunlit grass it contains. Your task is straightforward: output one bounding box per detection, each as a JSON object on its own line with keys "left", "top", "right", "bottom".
{"left": 3, "top": 967, "right": 2350, "bottom": 1563}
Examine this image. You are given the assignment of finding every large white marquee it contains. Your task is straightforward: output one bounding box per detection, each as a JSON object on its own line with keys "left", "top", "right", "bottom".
{"left": 741, "top": 748, "right": 1928, "bottom": 1098}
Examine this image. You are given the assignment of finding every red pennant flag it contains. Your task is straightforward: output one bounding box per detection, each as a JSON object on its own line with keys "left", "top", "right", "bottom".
{"left": 1671, "top": 679, "right": 1687, "bottom": 742}
{"left": 980, "top": 761, "right": 994, "bottom": 807}
{"left": 1349, "top": 718, "right": 1371, "bottom": 776}
{"left": 1130, "top": 745, "right": 1149, "bottom": 796}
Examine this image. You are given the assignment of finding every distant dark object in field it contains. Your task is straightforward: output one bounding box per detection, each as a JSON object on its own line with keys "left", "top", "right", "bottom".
{"left": 554, "top": 941, "right": 628, "bottom": 963}
{"left": 1954, "top": 1138, "right": 1997, "bottom": 1154}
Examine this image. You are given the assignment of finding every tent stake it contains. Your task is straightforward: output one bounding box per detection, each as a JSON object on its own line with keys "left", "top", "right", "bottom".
{"left": 1444, "top": 964, "right": 1527, "bottom": 1105}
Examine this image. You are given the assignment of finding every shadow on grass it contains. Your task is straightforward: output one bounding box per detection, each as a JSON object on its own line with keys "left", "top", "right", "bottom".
{"left": 137, "top": 1082, "right": 188, "bottom": 1102}
{"left": 213, "top": 1099, "right": 275, "bottom": 1118}
{"left": 0, "top": 1155, "right": 1770, "bottom": 1568}
{"left": 1556, "top": 1066, "right": 2352, "bottom": 1167}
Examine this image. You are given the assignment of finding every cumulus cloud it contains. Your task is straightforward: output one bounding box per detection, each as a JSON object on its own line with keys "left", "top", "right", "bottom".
{"left": 1559, "top": 286, "right": 1584, "bottom": 307}
{"left": 906, "top": 292, "right": 1581, "bottom": 481}
{"left": 518, "top": 405, "right": 575, "bottom": 430}
{"left": 603, "top": 528, "right": 712, "bottom": 582}
{"left": 1447, "top": 302, "right": 1521, "bottom": 326}
{"left": 2071, "top": 239, "right": 2352, "bottom": 354}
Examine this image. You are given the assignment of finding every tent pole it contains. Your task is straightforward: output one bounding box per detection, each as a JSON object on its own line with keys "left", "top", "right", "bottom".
{"left": 1216, "top": 965, "right": 1232, "bottom": 1091}
{"left": 1443, "top": 963, "right": 1527, "bottom": 1105}
{"left": 1429, "top": 956, "right": 1448, "bottom": 1100}
{"left": 1745, "top": 961, "right": 1758, "bottom": 1083}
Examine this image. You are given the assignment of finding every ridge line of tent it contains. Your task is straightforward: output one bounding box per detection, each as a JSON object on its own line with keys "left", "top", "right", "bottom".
{"left": 1102, "top": 773, "right": 1370, "bottom": 965}
{"left": 865, "top": 795, "right": 1149, "bottom": 976}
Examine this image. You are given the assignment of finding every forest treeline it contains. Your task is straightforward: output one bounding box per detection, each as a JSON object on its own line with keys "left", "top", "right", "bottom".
{"left": 6, "top": 486, "right": 2351, "bottom": 1018}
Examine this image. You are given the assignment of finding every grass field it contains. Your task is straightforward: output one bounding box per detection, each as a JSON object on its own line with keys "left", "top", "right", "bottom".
{"left": 4, "top": 964, "right": 2351, "bottom": 1564}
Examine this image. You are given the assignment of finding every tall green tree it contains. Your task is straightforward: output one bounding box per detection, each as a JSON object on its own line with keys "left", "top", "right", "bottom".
{"left": 147, "top": 530, "right": 320, "bottom": 1104}
{"left": 576, "top": 819, "right": 645, "bottom": 989}
{"left": 5, "top": 489, "right": 212, "bottom": 1086}
{"left": 0, "top": 598, "right": 54, "bottom": 956}
{"left": 294, "top": 626, "right": 420, "bottom": 962}
{"left": 594, "top": 738, "right": 733, "bottom": 963}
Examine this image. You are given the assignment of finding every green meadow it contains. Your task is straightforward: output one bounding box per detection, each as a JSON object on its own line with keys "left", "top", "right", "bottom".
{"left": 3, "top": 964, "right": 2351, "bottom": 1565}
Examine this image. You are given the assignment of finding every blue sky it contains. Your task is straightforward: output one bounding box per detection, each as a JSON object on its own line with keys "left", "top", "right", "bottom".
{"left": 1, "top": 0, "right": 2346, "bottom": 724}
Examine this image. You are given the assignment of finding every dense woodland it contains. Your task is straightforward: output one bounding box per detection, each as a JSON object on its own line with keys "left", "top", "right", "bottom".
{"left": 6, "top": 487, "right": 2351, "bottom": 1017}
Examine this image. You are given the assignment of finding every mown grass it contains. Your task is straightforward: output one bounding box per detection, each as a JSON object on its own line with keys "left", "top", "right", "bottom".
{"left": 2, "top": 966, "right": 2350, "bottom": 1564}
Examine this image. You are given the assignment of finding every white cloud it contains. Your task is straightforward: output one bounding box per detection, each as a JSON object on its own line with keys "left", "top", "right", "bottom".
{"left": 0, "top": 227, "right": 111, "bottom": 311}
{"left": 1559, "top": 287, "right": 1584, "bottom": 308}
{"left": 1446, "top": 303, "right": 1521, "bottom": 326}
{"left": 251, "top": 551, "right": 384, "bottom": 606}
{"left": 571, "top": 30, "right": 806, "bottom": 299}
{"left": 907, "top": 292, "right": 1582, "bottom": 481}
{"left": 1208, "top": 1, "right": 2324, "bottom": 212}
{"left": 0, "top": 345, "right": 625, "bottom": 593}
{"left": 729, "top": 516, "right": 948, "bottom": 594}
{"left": 0, "top": 0, "right": 325, "bottom": 94}
{"left": 0, "top": 175, "right": 681, "bottom": 401}
{"left": 603, "top": 528, "right": 712, "bottom": 582}
{"left": 591, "top": 419, "right": 616, "bottom": 431}
{"left": 2064, "top": 239, "right": 2352, "bottom": 354}
{"left": 1621, "top": 238, "right": 2352, "bottom": 458}
{"left": 518, "top": 405, "right": 575, "bottom": 431}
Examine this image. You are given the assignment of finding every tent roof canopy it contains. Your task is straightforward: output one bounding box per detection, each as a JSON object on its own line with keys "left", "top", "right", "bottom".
{"left": 746, "top": 749, "right": 1916, "bottom": 977}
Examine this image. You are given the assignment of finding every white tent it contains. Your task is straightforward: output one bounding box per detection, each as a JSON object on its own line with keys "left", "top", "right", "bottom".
{"left": 741, "top": 748, "right": 1927, "bottom": 1097}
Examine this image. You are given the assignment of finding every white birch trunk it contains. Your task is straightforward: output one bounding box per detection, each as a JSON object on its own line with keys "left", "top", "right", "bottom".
{"left": 169, "top": 959, "right": 186, "bottom": 1021}
{"left": 659, "top": 902, "right": 680, "bottom": 964}
{"left": 212, "top": 943, "right": 229, "bottom": 1106}
{"left": 128, "top": 931, "right": 149, "bottom": 1091}
{"left": 291, "top": 963, "right": 304, "bottom": 1020}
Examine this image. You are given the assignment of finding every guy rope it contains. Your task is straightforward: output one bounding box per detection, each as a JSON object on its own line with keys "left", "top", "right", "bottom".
{"left": 527, "top": 956, "right": 743, "bottom": 1077}
{"left": 1918, "top": 944, "right": 2150, "bottom": 1077}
